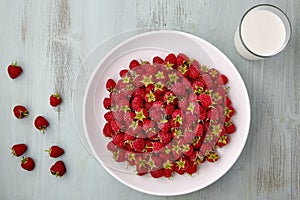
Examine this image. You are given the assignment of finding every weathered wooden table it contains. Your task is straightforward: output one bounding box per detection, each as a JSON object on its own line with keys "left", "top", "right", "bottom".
{"left": 0, "top": 1, "right": 299, "bottom": 199}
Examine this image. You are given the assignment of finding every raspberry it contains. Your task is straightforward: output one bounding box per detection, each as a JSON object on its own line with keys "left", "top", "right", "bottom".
{"left": 188, "top": 65, "right": 200, "bottom": 80}
{"left": 198, "top": 94, "right": 212, "bottom": 108}
{"left": 153, "top": 56, "right": 164, "bottom": 64}
{"left": 131, "top": 97, "right": 143, "bottom": 111}
{"left": 129, "top": 59, "right": 140, "bottom": 70}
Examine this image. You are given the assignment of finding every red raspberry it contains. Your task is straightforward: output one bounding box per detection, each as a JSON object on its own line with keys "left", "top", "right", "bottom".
{"left": 131, "top": 97, "right": 144, "bottom": 111}
{"left": 132, "top": 138, "right": 146, "bottom": 152}
{"left": 106, "top": 79, "right": 116, "bottom": 92}
{"left": 112, "top": 133, "right": 125, "bottom": 148}
{"left": 119, "top": 69, "right": 129, "bottom": 77}
{"left": 150, "top": 169, "right": 164, "bottom": 178}
{"left": 103, "top": 122, "right": 114, "bottom": 137}
{"left": 104, "top": 111, "right": 114, "bottom": 122}
{"left": 194, "top": 123, "right": 204, "bottom": 137}
{"left": 176, "top": 53, "right": 190, "bottom": 66}
{"left": 188, "top": 65, "right": 200, "bottom": 80}
{"left": 165, "top": 53, "right": 177, "bottom": 69}
{"left": 164, "top": 104, "right": 175, "bottom": 116}
{"left": 186, "top": 163, "right": 198, "bottom": 175}
{"left": 129, "top": 59, "right": 140, "bottom": 70}
{"left": 159, "top": 131, "right": 172, "bottom": 144}
{"left": 103, "top": 97, "right": 112, "bottom": 110}
{"left": 153, "top": 56, "right": 164, "bottom": 64}
{"left": 198, "top": 94, "right": 212, "bottom": 108}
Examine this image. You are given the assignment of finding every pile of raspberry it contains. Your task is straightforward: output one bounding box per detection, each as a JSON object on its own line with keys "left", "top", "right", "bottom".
{"left": 102, "top": 53, "right": 236, "bottom": 178}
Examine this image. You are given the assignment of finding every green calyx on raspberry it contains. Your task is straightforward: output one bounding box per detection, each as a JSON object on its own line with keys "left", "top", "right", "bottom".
{"left": 212, "top": 92, "right": 222, "bottom": 102}
{"left": 168, "top": 73, "right": 179, "bottom": 83}
{"left": 178, "top": 65, "right": 188, "bottom": 75}
{"left": 166, "top": 62, "right": 174, "bottom": 69}
{"left": 146, "top": 91, "right": 156, "bottom": 102}
{"left": 155, "top": 71, "right": 165, "bottom": 79}
{"left": 159, "top": 115, "right": 168, "bottom": 124}
{"left": 187, "top": 102, "right": 195, "bottom": 113}
{"left": 212, "top": 124, "right": 222, "bottom": 135}
{"left": 163, "top": 160, "right": 172, "bottom": 169}
{"left": 123, "top": 75, "right": 131, "bottom": 83}
{"left": 201, "top": 65, "right": 208, "bottom": 72}
{"left": 194, "top": 86, "right": 203, "bottom": 94}
{"left": 173, "top": 129, "right": 183, "bottom": 138}
{"left": 130, "top": 120, "right": 139, "bottom": 130}
{"left": 204, "top": 134, "right": 213, "bottom": 142}
{"left": 209, "top": 69, "right": 219, "bottom": 77}
{"left": 173, "top": 115, "right": 182, "bottom": 125}
{"left": 224, "top": 107, "right": 233, "bottom": 117}
{"left": 164, "top": 146, "right": 171, "bottom": 154}
{"left": 125, "top": 84, "right": 134, "bottom": 90}
{"left": 121, "top": 105, "right": 131, "bottom": 112}
{"left": 175, "top": 158, "right": 186, "bottom": 170}
{"left": 147, "top": 156, "right": 155, "bottom": 170}
{"left": 134, "top": 110, "right": 146, "bottom": 121}
{"left": 183, "top": 144, "right": 191, "bottom": 152}
{"left": 127, "top": 153, "right": 135, "bottom": 161}
{"left": 154, "top": 82, "right": 164, "bottom": 92}
{"left": 172, "top": 142, "right": 182, "bottom": 153}
{"left": 141, "top": 75, "right": 153, "bottom": 87}
{"left": 166, "top": 93, "right": 176, "bottom": 104}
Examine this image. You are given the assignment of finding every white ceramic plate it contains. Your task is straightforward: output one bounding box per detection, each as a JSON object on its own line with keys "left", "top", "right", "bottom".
{"left": 83, "top": 30, "right": 251, "bottom": 196}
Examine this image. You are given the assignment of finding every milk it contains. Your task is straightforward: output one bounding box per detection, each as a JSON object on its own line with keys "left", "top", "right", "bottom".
{"left": 234, "top": 9, "right": 288, "bottom": 60}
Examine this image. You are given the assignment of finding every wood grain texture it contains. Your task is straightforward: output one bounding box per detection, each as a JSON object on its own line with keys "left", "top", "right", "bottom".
{"left": 0, "top": 0, "right": 299, "bottom": 199}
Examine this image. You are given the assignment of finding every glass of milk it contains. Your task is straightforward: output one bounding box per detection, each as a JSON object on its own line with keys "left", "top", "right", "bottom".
{"left": 234, "top": 4, "right": 291, "bottom": 60}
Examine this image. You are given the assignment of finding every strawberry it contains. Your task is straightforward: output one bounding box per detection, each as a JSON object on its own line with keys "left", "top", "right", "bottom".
{"left": 13, "top": 105, "right": 29, "bottom": 119}
{"left": 45, "top": 145, "right": 64, "bottom": 158}
{"left": 104, "top": 111, "right": 114, "bottom": 122}
{"left": 225, "top": 105, "right": 235, "bottom": 118}
{"left": 132, "top": 138, "right": 145, "bottom": 152}
{"left": 131, "top": 96, "right": 143, "bottom": 111}
{"left": 153, "top": 141, "right": 165, "bottom": 151}
{"left": 113, "top": 150, "right": 126, "bottom": 162}
{"left": 103, "top": 97, "right": 112, "bottom": 110}
{"left": 172, "top": 82, "right": 186, "bottom": 97}
{"left": 107, "top": 141, "right": 117, "bottom": 152}
{"left": 174, "top": 157, "right": 190, "bottom": 175}
{"left": 112, "top": 133, "right": 125, "bottom": 148}
{"left": 198, "top": 94, "right": 212, "bottom": 108}
{"left": 150, "top": 169, "right": 164, "bottom": 178}
{"left": 34, "top": 116, "right": 49, "bottom": 133}
{"left": 194, "top": 123, "right": 204, "bottom": 137}
{"left": 129, "top": 59, "right": 140, "bottom": 70}
{"left": 186, "top": 162, "right": 198, "bottom": 175}
{"left": 50, "top": 161, "right": 66, "bottom": 177}
{"left": 165, "top": 53, "right": 177, "bottom": 69}
{"left": 217, "top": 135, "right": 229, "bottom": 148}
{"left": 221, "top": 74, "right": 228, "bottom": 84}
{"left": 153, "top": 56, "right": 164, "bottom": 64}
{"left": 177, "top": 64, "right": 189, "bottom": 77}
{"left": 110, "top": 119, "right": 121, "bottom": 133}
{"left": 164, "top": 104, "right": 175, "bottom": 116}
{"left": 7, "top": 61, "right": 22, "bottom": 79}
{"left": 206, "top": 151, "right": 219, "bottom": 162}
{"left": 225, "top": 121, "right": 236, "bottom": 134}
{"left": 208, "top": 68, "right": 219, "bottom": 78}
{"left": 202, "top": 73, "right": 214, "bottom": 89}
{"left": 192, "top": 81, "right": 205, "bottom": 94}
{"left": 159, "top": 131, "right": 172, "bottom": 144}
{"left": 133, "top": 87, "right": 146, "bottom": 99}
{"left": 103, "top": 123, "right": 114, "bottom": 137}
{"left": 21, "top": 157, "right": 35, "bottom": 171}
{"left": 106, "top": 79, "right": 116, "bottom": 92}
{"left": 49, "top": 92, "right": 62, "bottom": 107}
{"left": 11, "top": 144, "right": 27, "bottom": 157}
{"left": 183, "top": 144, "right": 194, "bottom": 157}
{"left": 119, "top": 69, "right": 129, "bottom": 77}
{"left": 177, "top": 53, "right": 190, "bottom": 66}
{"left": 163, "top": 160, "right": 174, "bottom": 178}
{"left": 188, "top": 65, "right": 200, "bottom": 80}
{"left": 225, "top": 96, "right": 232, "bottom": 106}
{"left": 163, "top": 91, "right": 177, "bottom": 105}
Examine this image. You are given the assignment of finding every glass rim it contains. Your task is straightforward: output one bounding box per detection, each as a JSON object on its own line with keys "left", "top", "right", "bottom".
{"left": 238, "top": 4, "right": 292, "bottom": 58}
